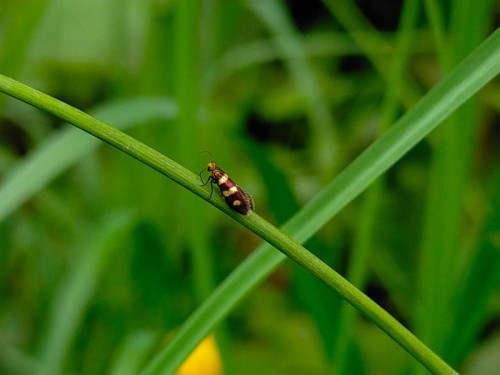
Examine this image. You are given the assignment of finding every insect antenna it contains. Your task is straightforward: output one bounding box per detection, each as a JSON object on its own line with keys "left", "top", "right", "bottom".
{"left": 199, "top": 150, "right": 213, "bottom": 161}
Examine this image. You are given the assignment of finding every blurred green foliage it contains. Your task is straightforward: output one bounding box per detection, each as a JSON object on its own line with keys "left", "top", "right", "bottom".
{"left": 1, "top": 0, "right": 499, "bottom": 374}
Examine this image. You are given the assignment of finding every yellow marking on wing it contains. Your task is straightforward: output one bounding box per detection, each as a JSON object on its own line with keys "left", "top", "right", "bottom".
{"left": 217, "top": 174, "right": 228, "bottom": 185}
{"left": 223, "top": 186, "right": 238, "bottom": 197}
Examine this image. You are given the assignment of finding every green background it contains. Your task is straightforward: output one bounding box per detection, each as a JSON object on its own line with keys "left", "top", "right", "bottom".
{"left": 1, "top": 0, "right": 499, "bottom": 374}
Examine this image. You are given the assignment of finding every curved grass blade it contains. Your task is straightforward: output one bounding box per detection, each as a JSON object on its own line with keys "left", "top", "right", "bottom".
{"left": 0, "top": 97, "right": 176, "bottom": 223}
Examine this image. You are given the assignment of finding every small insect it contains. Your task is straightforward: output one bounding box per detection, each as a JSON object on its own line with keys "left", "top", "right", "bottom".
{"left": 200, "top": 159, "right": 255, "bottom": 215}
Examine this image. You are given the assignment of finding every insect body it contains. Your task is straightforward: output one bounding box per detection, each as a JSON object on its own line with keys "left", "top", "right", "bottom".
{"left": 201, "top": 162, "right": 255, "bottom": 215}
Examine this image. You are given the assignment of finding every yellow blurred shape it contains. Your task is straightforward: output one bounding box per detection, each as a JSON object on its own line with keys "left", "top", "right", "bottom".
{"left": 175, "top": 334, "right": 222, "bottom": 375}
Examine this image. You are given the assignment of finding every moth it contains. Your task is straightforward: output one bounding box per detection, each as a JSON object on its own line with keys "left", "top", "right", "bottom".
{"left": 200, "top": 161, "right": 255, "bottom": 215}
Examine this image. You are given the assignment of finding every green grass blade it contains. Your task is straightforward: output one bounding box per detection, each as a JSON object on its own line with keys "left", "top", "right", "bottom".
{"left": 0, "top": 28, "right": 499, "bottom": 375}
{"left": 0, "top": 0, "right": 49, "bottom": 110}
{"left": 248, "top": 0, "right": 338, "bottom": 167}
{"left": 37, "top": 211, "right": 134, "bottom": 375}
{"left": 109, "top": 331, "right": 159, "bottom": 375}
{"left": 332, "top": 0, "right": 420, "bottom": 372}
{"left": 322, "top": 0, "right": 422, "bottom": 108}
{"left": 415, "top": 1, "right": 494, "bottom": 367}
{"left": 284, "top": 28, "right": 500, "bottom": 245}
{"left": 444, "top": 173, "right": 500, "bottom": 363}
{"left": 139, "top": 27, "right": 500, "bottom": 375}
{"left": 174, "top": 1, "right": 215, "bottom": 301}
{"left": 0, "top": 97, "right": 176, "bottom": 223}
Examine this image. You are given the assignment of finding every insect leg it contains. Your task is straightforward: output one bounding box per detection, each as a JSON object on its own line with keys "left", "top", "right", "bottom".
{"left": 199, "top": 168, "right": 211, "bottom": 186}
{"left": 209, "top": 180, "right": 214, "bottom": 200}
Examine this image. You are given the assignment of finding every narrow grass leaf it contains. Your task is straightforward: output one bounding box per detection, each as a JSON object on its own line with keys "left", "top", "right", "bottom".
{"left": 248, "top": 0, "right": 338, "bottom": 168}
{"left": 415, "top": 0, "right": 493, "bottom": 364}
{"left": 109, "top": 331, "right": 159, "bottom": 375}
{"left": 0, "top": 97, "right": 176, "bottom": 223}
{"left": 443, "top": 172, "right": 500, "bottom": 364}
{"left": 37, "top": 211, "right": 134, "bottom": 375}
{"left": 0, "top": 28, "right": 498, "bottom": 375}
{"left": 140, "top": 27, "right": 500, "bottom": 375}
